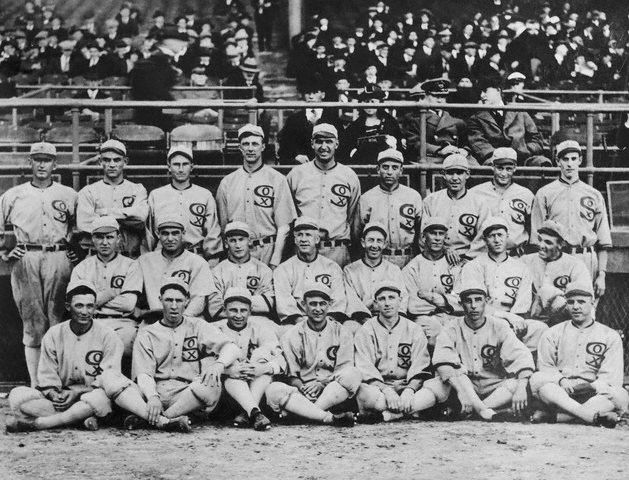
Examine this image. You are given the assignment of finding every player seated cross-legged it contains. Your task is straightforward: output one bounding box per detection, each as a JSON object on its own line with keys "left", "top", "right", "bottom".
{"left": 354, "top": 281, "right": 433, "bottom": 424}
{"left": 529, "top": 281, "right": 629, "bottom": 428}
{"left": 214, "top": 287, "right": 285, "bottom": 431}
{"left": 265, "top": 283, "right": 361, "bottom": 427}
{"left": 6, "top": 280, "right": 127, "bottom": 432}
{"left": 420, "top": 286, "right": 535, "bottom": 421}
{"left": 117, "top": 277, "right": 241, "bottom": 431}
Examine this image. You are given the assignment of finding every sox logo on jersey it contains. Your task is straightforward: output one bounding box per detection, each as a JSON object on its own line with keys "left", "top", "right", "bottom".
{"left": 399, "top": 204, "right": 415, "bottom": 232}
{"left": 330, "top": 184, "right": 351, "bottom": 207}
{"left": 189, "top": 203, "right": 207, "bottom": 227}
{"left": 459, "top": 213, "right": 478, "bottom": 240}
{"left": 580, "top": 196, "right": 596, "bottom": 222}
{"left": 509, "top": 199, "right": 527, "bottom": 225}
{"left": 253, "top": 185, "right": 274, "bottom": 208}
{"left": 85, "top": 350, "right": 104, "bottom": 377}
{"left": 52, "top": 200, "right": 69, "bottom": 223}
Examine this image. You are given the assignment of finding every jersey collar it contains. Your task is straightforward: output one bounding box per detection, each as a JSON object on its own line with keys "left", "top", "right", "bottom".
{"left": 463, "top": 317, "right": 487, "bottom": 331}
{"left": 170, "top": 182, "right": 192, "bottom": 191}
{"left": 447, "top": 189, "right": 467, "bottom": 200}
{"left": 242, "top": 163, "right": 265, "bottom": 175}
{"left": 559, "top": 177, "right": 580, "bottom": 186}
{"left": 377, "top": 316, "right": 400, "bottom": 332}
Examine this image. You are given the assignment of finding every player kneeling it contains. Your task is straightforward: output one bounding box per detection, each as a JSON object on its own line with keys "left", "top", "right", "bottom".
{"left": 214, "top": 287, "right": 285, "bottom": 431}
{"left": 529, "top": 281, "right": 629, "bottom": 428}
{"left": 6, "top": 281, "right": 129, "bottom": 432}
{"left": 265, "top": 283, "right": 361, "bottom": 426}
{"left": 422, "top": 286, "right": 535, "bottom": 421}
{"left": 355, "top": 281, "right": 434, "bottom": 423}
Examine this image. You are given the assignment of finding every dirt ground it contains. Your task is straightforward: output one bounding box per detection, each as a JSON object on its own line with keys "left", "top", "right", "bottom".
{"left": 0, "top": 399, "right": 627, "bottom": 480}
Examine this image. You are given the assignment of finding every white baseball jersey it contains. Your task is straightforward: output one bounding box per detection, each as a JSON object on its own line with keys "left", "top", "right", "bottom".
{"left": 422, "top": 189, "right": 490, "bottom": 258}
{"left": 433, "top": 316, "right": 535, "bottom": 382}
{"left": 132, "top": 315, "right": 233, "bottom": 382}
{"left": 402, "top": 253, "right": 461, "bottom": 317}
{"left": 274, "top": 254, "right": 347, "bottom": 322}
{"left": 470, "top": 181, "right": 534, "bottom": 249}
{"left": 537, "top": 320, "right": 624, "bottom": 389}
{"left": 281, "top": 318, "right": 354, "bottom": 384}
{"left": 70, "top": 253, "right": 142, "bottom": 317}
{"left": 358, "top": 184, "right": 423, "bottom": 250}
{"left": 531, "top": 179, "right": 612, "bottom": 248}
{"left": 0, "top": 182, "right": 77, "bottom": 245}
{"left": 354, "top": 316, "right": 431, "bottom": 385}
{"left": 287, "top": 161, "right": 361, "bottom": 241}
{"left": 207, "top": 257, "right": 274, "bottom": 319}
{"left": 147, "top": 183, "right": 222, "bottom": 258}
{"left": 343, "top": 259, "right": 407, "bottom": 318}
{"left": 38, "top": 321, "right": 123, "bottom": 392}
{"left": 216, "top": 165, "right": 297, "bottom": 239}
{"left": 456, "top": 253, "right": 532, "bottom": 315}
{"left": 137, "top": 250, "right": 215, "bottom": 317}
{"left": 214, "top": 318, "right": 285, "bottom": 374}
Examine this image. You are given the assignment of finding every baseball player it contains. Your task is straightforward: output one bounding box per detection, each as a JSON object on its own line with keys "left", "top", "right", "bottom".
{"left": 70, "top": 216, "right": 142, "bottom": 357}
{"left": 470, "top": 147, "right": 534, "bottom": 255}
{"left": 77, "top": 139, "right": 148, "bottom": 259}
{"left": 358, "top": 148, "right": 423, "bottom": 268}
{"left": 422, "top": 153, "right": 491, "bottom": 265}
{"left": 264, "top": 283, "right": 360, "bottom": 427}
{"left": 529, "top": 281, "right": 629, "bottom": 428}
{"left": 147, "top": 145, "right": 222, "bottom": 266}
{"left": 214, "top": 287, "right": 285, "bottom": 430}
{"left": 122, "top": 277, "right": 241, "bottom": 430}
{"left": 402, "top": 217, "right": 462, "bottom": 345}
{"left": 354, "top": 281, "right": 432, "bottom": 423}
{"left": 6, "top": 280, "right": 126, "bottom": 432}
{"left": 522, "top": 220, "right": 591, "bottom": 324}
{"left": 420, "top": 286, "right": 535, "bottom": 421}
{"left": 0, "top": 141, "right": 77, "bottom": 387}
{"left": 531, "top": 140, "right": 612, "bottom": 294}
{"left": 286, "top": 123, "right": 361, "bottom": 268}
{"left": 216, "top": 124, "right": 296, "bottom": 267}
{"left": 137, "top": 215, "right": 215, "bottom": 321}
{"left": 207, "top": 221, "right": 275, "bottom": 328}
{"left": 343, "top": 222, "right": 407, "bottom": 325}
{"left": 273, "top": 217, "right": 348, "bottom": 328}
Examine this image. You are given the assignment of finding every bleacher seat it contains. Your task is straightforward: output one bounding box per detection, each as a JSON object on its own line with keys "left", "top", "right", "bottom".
{"left": 0, "top": 125, "right": 40, "bottom": 145}
{"left": 41, "top": 74, "right": 70, "bottom": 85}
{"left": 45, "top": 126, "right": 100, "bottom": 144}
{"left": 112, "top": 124, "right": 166, "bottom": 164}
{"left": 171, "top": 124, "right": 224, "bottom": 164}
{"left": 11, "top": 73, "right": 38, "bottom": 85}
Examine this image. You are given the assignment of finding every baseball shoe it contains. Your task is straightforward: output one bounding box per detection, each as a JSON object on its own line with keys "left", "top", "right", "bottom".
{"left": 332, "top": 411, "right": 355, "bottom": 427}
{"left": 355, "top": 411, "right": 384, "bottom": 425}
{"left": 163, "top": 415, "right": 192, "bottom": 433}
{"left": 489, "top": 410, "right": 520, "bottom": 423}
{"left": 593, "top": 411, "right": 619, "bottom": 429}
{"left": 5, "top": 415, "right": 37, "bottom": 433}
{"left": 123, "top": 414, "right": 148, "bottom": 430}
{"left": 250, "top": 408, "right": 271, "bottom": 431}
{"left": 530, "top": 409, "right": 557, "bottom": 424}
{"left": 82, "top": 416, "right": 99, "bottom": 431}
{"left": 232, "top": 412, "right": 249, "bottom": 428}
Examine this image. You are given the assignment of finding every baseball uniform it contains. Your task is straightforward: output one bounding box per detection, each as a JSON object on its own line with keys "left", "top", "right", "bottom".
{"left": 137, "top": 249, "right": 215, "bottom": 317}
{"left": 470, "top": 181, "right": 534, "bottom": 251}
{"left": 358, "top": 184, "right": 423, "bottom": 268}
{"left": 216, "top": 165, "right": 297, "bottom": 265}
{"left": 147, "top": 183, "right": 222, "bottom": 260}
{"left": 422, "top": 189, "right": 491, "bottom": 259}
{"left": 77, "top": 179, "right": 149, "bottom": 258}
{"left": 287, "top": 161, "right": 361, "bottom": 267}
{"left": 0, "top": 182, "right": 77, "bottom": 347}
{"left": 273, "top": 253, "right": 347, "bottom": 323}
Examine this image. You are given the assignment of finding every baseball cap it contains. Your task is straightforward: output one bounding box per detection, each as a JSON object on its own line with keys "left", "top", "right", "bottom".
{"left": 224, "top": 221, "right": 251, "bottom": 237}
{"left": 421, "top": 216, "right": 448, "bottom": 234}
{"left": 312, "top": 123, "right": 338, "bottom": 139}
{"left": 507, "top": 72, "right": 526, "bottom": 83}
{"left": 160, "top": 276, "right": 190, "bottom": 296}
{"left": 537, "top": 219, "right": 566, "bottom": 241}
{"left": 294, "top": 216, "right": 319, "bottom": 231}
{"left": 91, "top": 215, "right": 119, "bottom": 234}
{"left": 481, "top": 216, "right": 509, "bottom": 236}
{"left": 362, "top": 221, "right": 388, "bottom": 239}
{"left": 556, "top": 140, "right": 581, "bottom": 158}
{"left": 490, "top": 147, "right": 517, "bottom": 165}
{"left": 373, "top": 280, "right": 402, "bottom": 299}
{"left": 464, "top": 41, "right": 478, "bottom": 49}
{"left": 564, "top": 280, "right": 594, "bottom": 298}
{"left": 238, "top": 123, "right": 265, "bottom": 140}
{"left": 443, "top": 153, "right": 469, "bottom": 171}
{"left": 303, "top": 281, "right": 331, "bottom": 301}
{"left": 65, "top": 279, "right": 97, "bottom": 299}
{"left": 157, "top": 214, "right": 185, "bottom": 231}
{"left": 377, "top": 148, "right": 404, "bottom": 164}
{"left": 100, "top": 139, "right": 127, "bottom": 156}
{"left": 459, "top": 286, "right": 487, "bottom": 299}
{"left": 30, "top": 142, "right": 56, "bottom": 159}
{"left": 167, "top": 145, "right": 193, "bottom": 163}
{"left": 224, "top": 286, "right": 252, "bottom": 305}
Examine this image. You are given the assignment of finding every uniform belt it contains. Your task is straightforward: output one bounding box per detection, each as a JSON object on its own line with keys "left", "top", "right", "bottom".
{"left": 18, "top": 243, "right": 68, "bottom": 252}
{"left": 382, "top": 247, "right": 413, "bottom": 256}
{"left": 320, "top": 239, "right": 351, "bottom": 248}
{"left": 563, "top": 246, "right": 596, "bottom": 254}
{"left": 251, "top": 235, "right": 276, "bottom": 248}
{"left": 94, "top": 313, "right": 133, "bottom": 319}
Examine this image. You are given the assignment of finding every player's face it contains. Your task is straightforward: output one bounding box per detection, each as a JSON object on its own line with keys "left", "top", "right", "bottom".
{"left": 159, "top": 227, "right": 185, "bottom": 253}
{"left": 557, "top": 152, "right": 581, "bottom": 181}
{"left": 423, "top": 228, "right": 447, "bottom": 253}
{"left": 493, "top": 164, "right": 515, "bottom": 187}
{"left": 295, "top": 229, "right": 319, "bottom": 255}
{"left": 311, "top": 136, "right": 338, "bottom": 162}
{"left": 374, "top": 290, "right": 401, "bottom": 319}
{"left": 361, "top": 230, "right": 386, "bottom": 260}
{"left": 302, "top": 295, "right": 330, "bottom": 324}
{"left": 160, "top": 288, "right": 189, "bottom": 325}
{"left": 239, "top": 135, "right": 264, "bottom": 165}
{"left": 377, "top": 161, "right": 402, "bottom": 188}
{"left": 168, "top": 156, "right": 192, "bottom": 183}
{"left": 225, "top": 299, "right": 251, "bottom": 330}
{"left": 67, "top": 293, "right": 96, "bottom": 325}
{"left": 92, "top": 231, "right": 119, "bottom": 257}
{"left": 100, "top": 152, "right": 127, "bottom": 181}
{"left": 29, "top": 156, "right": 56, "bottom": 180}
{"left": 226, "top": 234, "right": 250, "bottom": 260}
{"left": 444, "top": 169, "right": 469, "bottom": 193}
{"left": 461, "top": 293, "right": 486, "bottom": 322}
{"left": 484, "top": 228, "right": 507, "bottom": 254}
{"left": 537, "top": 233, "right": 562, "bottom": 260}
{"left": 566, "top": 294, "right": 594, "bottom": 324}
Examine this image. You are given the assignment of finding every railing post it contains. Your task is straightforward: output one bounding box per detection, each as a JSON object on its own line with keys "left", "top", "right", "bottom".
{"left": 586, "top": 112, "right": 594, "bottom": 186}
{"left": 419, "top": 108, "right": 428, "bottom": 197}
{"left": 104, "top": 108, "right": 113, "bottom": 138}
{"left": 248, "top": 104, "right": 258, "bottom": 125}
{"left": 12, "top": 108, "right": 17, "bottom": 127}
{"left": 278, "top": 108, "right": 284, "bottom": 132}
{"left": 551, "top": 110, "right": 560, "bottom": 135}
{"left": 72, "top": 107, "right": 80, "bottom": 190}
